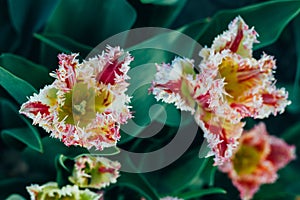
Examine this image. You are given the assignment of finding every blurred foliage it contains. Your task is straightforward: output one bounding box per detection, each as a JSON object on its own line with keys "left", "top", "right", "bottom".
{"left": 1, "top": 0, "right": 300, "bottom": 199}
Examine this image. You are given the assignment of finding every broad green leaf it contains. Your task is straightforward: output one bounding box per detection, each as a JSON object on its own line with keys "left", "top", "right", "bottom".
{"left": 178, "top": 188, "right": 226, "bottom": 199}
{"left": 44, "top": 0, "right": 136, "bottom": 47}
{"left": 34, "top": 33, "right": 93, "bottom": 56}
{"left": 117, "top": 172, "right": 160, "bottom": 200}
{"left": 140, "top": 0, "right": 181, "bottom": 5}
{"left": 1, "top": 127, "right": 43, "bottom": 153}
{"left": 119, "top": 85, "right": 181, "bottom": 144}
{"left": 147, "top": 150, "right": 210, "bottom": 195}
{"left": 282, "top": 122, "right": 300, "bottom": 142}
{"left": 282, "top": 122, "right": 300, "bottom": 157}
{"left": 253, "top": 164, "right": 300, "bottom": 200}
{"left": 0, "top": 98, "right": 23, "bottom": 129}
{"left": 0, "top": 53, "right": 52, "bottom": 89}
{"left": 2, "top": 0, "right": 59, "bottom": 54}
{"left": 197, "top": 0, "right": 300, "bottom": 49}
{"left": 5, "top": 194, "right": 26, "bottom": 200}
{"left": 7, "top": 0, "right": 59, "bottom": 34}
{"left": 34, "top": 33, "right": 71, "bottom": 54}
{"left": 290, "top": 15, "right": 300, "bottom": 113}
{"left": 0, "top": 66, "right": 36, "bottom": 104}
{"left": 0, "top": 98, "right": 43, "bottom": 152}
{"left": 177, "top": 18, "right": 209, "bottom": 40}
{"left": 40, "top": 0, "right": 136, "bottom": 67}
{"left": 130, "top": 0, "right": 187, "bottom": 28}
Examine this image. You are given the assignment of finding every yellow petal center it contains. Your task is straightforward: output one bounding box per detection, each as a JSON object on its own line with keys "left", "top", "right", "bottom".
{"left": 218, "top": 58, "right": 243, "bottom": 99}
{"left": 232, "top": 144, "right": 261, "bottom": 176}
{"left": 58, "top": 82, "right": 113, "bottom": 127}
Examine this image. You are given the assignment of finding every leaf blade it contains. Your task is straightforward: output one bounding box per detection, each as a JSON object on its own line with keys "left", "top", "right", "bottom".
{"left": 196, "top": 0, "right": 300, "bottom": 49}
{"left": 1, "top": 127, "right": 42, "bottom": 153}
{"left": 0, "top": 66, "right": 36, "bottom": 104}
{"left": 0, "top": 53, "right": 52, "bottom": 89}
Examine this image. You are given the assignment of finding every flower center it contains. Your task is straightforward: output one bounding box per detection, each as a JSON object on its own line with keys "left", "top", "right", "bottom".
{"left": 73, "top": 100, "right": 87, "bottom": 115}
{"left": 218, "top": 58, "right": 243, "bottom": 100}
{"left": 232, "top": 144, "right": 261, "bottom": 176}
{"left": 58, "top": 82, "right": 113, "bottom": 127}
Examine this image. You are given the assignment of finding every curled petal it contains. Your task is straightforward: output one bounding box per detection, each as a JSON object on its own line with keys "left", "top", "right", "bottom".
{"left": 210, "top": 16, "right": 258, "bottom": 58}
{"left": 151, "top": 57, "right": 196, "bottom": 113}
{"left": 54, "top": 53, "right": 79, "bottom": 90}
{"left": 69, "top": 155, "right": 120, "bottom": 189}
{"left": 267, "top": 135, "right": 296, "bottom": 170}
{"left": 26, "top": 182, "right": 102, "bottom": 200}
{"left": 20, "top": 101, "right": 50, "bottom": 117}
{"left": 96, "top": 46, "right": 133, "bottom": 86}
{"left": 195, "top": 106, "right": 244, "bottom": 165}
{"left": 258, "top": 87, "right": 291, "bottom": 118}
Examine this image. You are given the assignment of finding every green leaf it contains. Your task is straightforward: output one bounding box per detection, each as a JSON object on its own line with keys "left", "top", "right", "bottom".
{"left": 147, "top": 150, "right": 210, "bottom": 195}
{"left": 1, "top": 127, "right": 43, "bottom": 153}
{"left": 282, "top": 122, "right": 300, "bottom": 158}
{"left": 44, "top": 0, "right": 136, "bottom": 47}
{"left": 7, "top": 0, "right": 59, "bottom": 34}
{"left": 4, "top": 0, "right": 59, "bottom": 54}
{"left": 290, "top": 15, "right": 300, "bottom": 113}
{"left": 123, "top": 26, "right": 202, "bottom": 130}
{"left": 0, "top": 98, "right": 24, "bottom": 129}
{"left": 197, "top": 0, "right": 300, "bottom": 49}
{"left": 130, "top": 0, "right": 187, "bottom": 28}
{"left": 56, "top": 154, "right": 76, "bottom": 172}
{"left": 209, "top": 166, "right": 218, "bottom": 186}
{"left": 0, "top": 66, "right": 36, "bottom": 104}
{"left": 140, "top": 0, "right": 181, "bottom": 5}
{"left": 177, "top": 18, "right": 209, "bottom": 41}
{"left": 0, "top": 53, "right": 52, "bottom": 89}
{"left": 0, "top": 98, "right": 42, "bottom": 152}
{"left": 35, "top": 33, "right": 93, "bottom": 56}
{"left": 55, "top": 154, "right": 74, "bottom": 187}
{"left": 178, "top": 187, "right": 226, "bottom": 199}
{"left": 5, "top": 194, "right": 26, "bottom": 200}
{"left": 40, "top": 0, "right": 136, "bottom": 67}
{"left": 253, "top": 164, "right": 300, "bottom": 200}
{"left": 34, "top": 33, "right": 71, "bottom": 54}
{"left": 117, "top": 172, "right": 160, "bottom": 200}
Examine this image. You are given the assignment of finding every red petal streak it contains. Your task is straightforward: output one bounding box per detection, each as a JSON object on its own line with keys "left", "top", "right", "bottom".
{"left": 97, "top": 60, "right": 124, "bottom": 85}
{"left": 195, "top": 93, "right": 210, "bottom": 108}
{"left": 58, "top": 54, "right": 77, "bottom": 88}
{"left": 98, "top": 166, "right": 115, "bottom": 174}
{"left": 262, "top": 93, "right": 280, "bottom": 106}
{"left": 154, "top": 80, "right": 181, "bottom": 94}
{"left": 204, "top": 122, "right": 227, "bottom": 158}
{"left": 237, "top": 68, "right": 261, "bottom": 82}
{"left": 230, "top": 103, "right": 251, "bottom": 117}
{"left": 23, "top": 102, "right": 50, "bottom": 116}
{"left": 230, "top": 22, "right": 244, "bottom": 53}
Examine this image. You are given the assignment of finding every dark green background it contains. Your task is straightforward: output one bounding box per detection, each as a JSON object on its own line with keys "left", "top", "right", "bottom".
{"left": 0, "top": 0, "right": 300, "bottom": 199}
